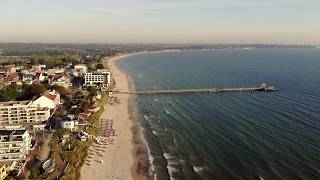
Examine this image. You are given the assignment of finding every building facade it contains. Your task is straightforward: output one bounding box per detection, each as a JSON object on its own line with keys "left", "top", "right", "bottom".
{"left": 0, "top": 101, "right": 50, "bottom": 126}
{"left": 0, "top": 129, "right": 32, "bottom": 161}
{"left": 84, "top": 71, "right": 111, "bottom": 88}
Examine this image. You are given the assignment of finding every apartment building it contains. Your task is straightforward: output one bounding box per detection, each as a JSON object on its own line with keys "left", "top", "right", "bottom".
{"left": 84, "top": 70, "right": 111, "bottom": 88}
{"left": 0, "top": 101, "right": 50, "bottom": 127}
{"left": 0, "top": 129, "right": 32, "bottom": 176}
{"left": 0, "top": 129, "right": 32, "bottom": 161}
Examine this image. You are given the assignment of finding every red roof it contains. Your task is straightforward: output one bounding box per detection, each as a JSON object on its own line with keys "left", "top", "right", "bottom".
{"left": 44, "top": 91, "right": 57, "bottom": 101}
{"left": 91, "top": 101, "right": 98, "bottom": 108}
{"left": 80, "top": 109, "right": 92, "bottom": 116}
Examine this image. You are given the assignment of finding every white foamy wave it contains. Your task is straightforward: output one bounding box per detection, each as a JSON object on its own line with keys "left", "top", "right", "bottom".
{"left": 163, "top": 152, "right": 175, "bottom": 160}
{"left": 138, "top": 119, "right": 156, "bottom": 179}
{"left": 167, "top": 160, "right": 180, "bottom": 166}
{"left": 163, "top": 153, "right": 180, "bottom": 167}
{"left": 173, "top": 138, "right": 177, "bottom": 147}
{"left": 145, "top": 137, "right": 157, "bottom": 180}
{"left": 192, "top": 166, "right": 208, "bottom": 173}
{"left": 144, "top": 114, "right": 153, "bottom": 127}
{"left": 167, "top": 165, "right": 179, "bottom": 180}
{"left": 165, "top": 108, "right": 170, "bottom": 114}
{"left": 152, "top": 130, "right": 159, "bottom": 136}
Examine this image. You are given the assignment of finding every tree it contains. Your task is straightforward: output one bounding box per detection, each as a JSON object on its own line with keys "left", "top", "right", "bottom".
{"left": 48, "top": 138, "right": 58, "bottom": 148}
{"left": 53, "top": 128, "right": 70, "bottom": 139}
{"left": 87, "top": 86, "right": 97, "bottom": 97}
{"left": 0, "top": 84, "right": 21, "bottom": 101}
{"left": 96, "top": 63, "right": 105, "bottom": 69}
{"left": 81, "top": 100, "right": 90, "bottom": 110}
{"left": 52, "top": 85, "right": 68, "bottom": 98}
{"left": 31, "top": 84, "right": 46, "bottom": 94}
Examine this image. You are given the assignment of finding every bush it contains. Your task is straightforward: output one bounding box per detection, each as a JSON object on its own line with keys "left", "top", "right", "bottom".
{"left": 96, "top": 63, "right": 105, "bottom": 69}
{"left": 0, "top": 84, "right": 21, "bottom": 101}
{"left": 48, "top": 138, "right": 58, "bottom": 148}
{"left": 53, "top": 128, "right": 70, "bottom": 139}
{"left": 31, "top": 84, "right": 46, "bottom": 94}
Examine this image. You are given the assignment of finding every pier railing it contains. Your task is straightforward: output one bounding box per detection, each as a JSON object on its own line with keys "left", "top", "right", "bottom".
{"left": 110, "top": 83, "right": 278, "bottom": 95}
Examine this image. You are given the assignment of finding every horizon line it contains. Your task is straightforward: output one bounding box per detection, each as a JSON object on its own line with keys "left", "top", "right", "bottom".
{"left": 0, "top": 42, "right": 318, "bottom": 46}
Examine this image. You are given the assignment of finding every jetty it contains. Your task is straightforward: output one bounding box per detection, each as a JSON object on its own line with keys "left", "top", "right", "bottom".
{"left": 110, "top": 83, "right": 278, "bottom": 95}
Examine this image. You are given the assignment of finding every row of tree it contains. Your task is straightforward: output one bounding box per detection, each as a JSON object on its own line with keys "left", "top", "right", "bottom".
{"left": 0, "top": 83, "right": 68, "bottom": 101}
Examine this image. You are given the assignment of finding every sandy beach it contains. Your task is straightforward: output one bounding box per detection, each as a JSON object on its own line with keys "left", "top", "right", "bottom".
{"left": 81, "top": 54, "right": 148, "bottom": 180}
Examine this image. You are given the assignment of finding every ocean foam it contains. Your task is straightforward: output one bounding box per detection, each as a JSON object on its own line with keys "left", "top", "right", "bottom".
{"left": 152, "top": 130, "right": 159, "bottom": 136}
{"left": 192, "top": 166, "right": 208, "bottom": 173}
{"left": 163, "top": 152, "right": 175, "bottom": 160}
{"left": 167, "top": 165, "right": 179, "bottom": 179}
{"left": 140, "top": 116, "right": 156, "bottom": 178}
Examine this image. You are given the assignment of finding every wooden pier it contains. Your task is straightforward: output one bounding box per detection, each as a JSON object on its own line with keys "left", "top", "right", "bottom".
{"left": 110, "top": 83, "right": 278, "bottom": 95}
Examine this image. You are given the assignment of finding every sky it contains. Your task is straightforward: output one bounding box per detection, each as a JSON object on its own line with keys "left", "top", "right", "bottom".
{"left": 0, "top": 0, "right": 320, "bottom": 44}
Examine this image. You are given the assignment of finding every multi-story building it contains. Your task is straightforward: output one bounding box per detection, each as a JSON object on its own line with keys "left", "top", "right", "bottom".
{"left": 0, "top": 101, "right": 50, "bottom": 127}
{"left": 0, "top": 129, "right": 32, "bottom": 176}
{"left": 49, "top": 74, "right": 72, "bottom": 89}
{"left": 0, "top": 129, "right": 32, "bottom": 161}
{"left": 84, "top": 70, "right": 111, "bottom": 88}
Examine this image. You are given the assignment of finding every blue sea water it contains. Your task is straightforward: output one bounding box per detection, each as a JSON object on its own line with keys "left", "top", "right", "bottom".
{"left": 117, "top": 48, "right": 320, "bottom": 180}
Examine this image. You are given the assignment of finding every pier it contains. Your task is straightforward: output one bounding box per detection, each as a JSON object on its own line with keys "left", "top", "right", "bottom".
{"left": 110, "top": 83, "right": 278, "bottom": 95}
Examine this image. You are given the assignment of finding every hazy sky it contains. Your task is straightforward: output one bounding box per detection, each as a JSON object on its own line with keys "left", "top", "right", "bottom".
{"left": 0, "top": 0, "right": 320, "bottom": 44}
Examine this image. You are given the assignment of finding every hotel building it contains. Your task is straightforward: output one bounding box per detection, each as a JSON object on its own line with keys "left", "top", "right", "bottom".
{"left": 84, "top": 70, "right": 111, "bottom": 88}
{"left": 0, "top": 129, "right": 32, "bottom": 176}
{"left": 0, "top": 101, "right": 50, "bottom": 128}
{"left": 0, "top": 129, "right": 32, "bottom": 161}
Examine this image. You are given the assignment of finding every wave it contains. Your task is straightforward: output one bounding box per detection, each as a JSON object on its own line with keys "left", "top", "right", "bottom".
{"left": 142, "top": 114, "right": 157, "bottom": 179}
{"left": 192, "top": 165, "right": 209, "bottom": 173}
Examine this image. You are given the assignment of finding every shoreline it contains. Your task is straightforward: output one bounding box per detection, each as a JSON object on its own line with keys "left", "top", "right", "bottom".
{"left": 80, "top": 52, "right": 151, "bottom": 180}
{"left": 111, "top": 53, "right": 152, "bottom": 180}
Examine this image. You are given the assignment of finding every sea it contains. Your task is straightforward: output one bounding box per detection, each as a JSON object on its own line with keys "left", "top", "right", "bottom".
{"left": 117, "top": 48, "right": 320, "bottom": 180}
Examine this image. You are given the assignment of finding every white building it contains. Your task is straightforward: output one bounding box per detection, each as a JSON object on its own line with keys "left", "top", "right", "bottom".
{"left": 61, "top": 120, "right": 78, "bottom": 131}
{"left": 38, "top": 73, "right": 47, "bottom": 82}
{"left": 32, "top": 90, "right": 60, "bottom": 110}
{"left": 84, "top": 70, "right": 111, "bottom": 88}
{"left": 0, "top": 129, "right": 32, "bottom": 161}
{"left": 74, "top": 64, "right": 88, "bottom": 75}
{"left": 49, "top": 75, "right": 72, "bottom": 89}
{"left": 0, "top": 129, "right": 32, "bottom": 176}
{"left": 0, "top": 101, "right": 51, "bottom": 127}
{"left": 47, "top": 68, "right": 65, "bottom": 76}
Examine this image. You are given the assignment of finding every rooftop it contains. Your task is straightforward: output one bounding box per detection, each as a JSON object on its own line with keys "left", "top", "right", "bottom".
{"left": 44, "top": 91, "right": 58, "bottom": 101}
{"left": 0, "top": 101, "right": 32, "bottom": 106}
